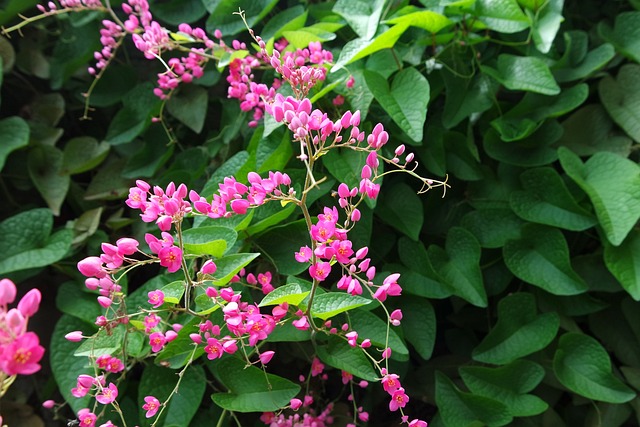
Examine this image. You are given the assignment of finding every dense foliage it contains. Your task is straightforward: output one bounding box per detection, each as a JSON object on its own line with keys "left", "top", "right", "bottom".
{"left": 0, "top": 0, "right": 639, "bottom": 426}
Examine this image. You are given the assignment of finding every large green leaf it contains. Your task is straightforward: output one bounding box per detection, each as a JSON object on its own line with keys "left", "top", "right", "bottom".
{"left": 598, "top": 11, "right": 640, "bottom": 63}
{"left": 472, "top": 292, "right": 560, "bottom": 364}
{"left": 258, "top": 283, "right": 310, "bottom": 307}
{"left": 56, "top": 282, "right": 102, "bottom": 325}
{"left": 27, "top": 145, "right": 70, "bottom": 215}
{"left": 0, "top": 116, "right": 29, "bottom": 172}
{"left": 334, "top": 23, "right": 410, "bottom": 68}
{"left": 61, "top": 137, "right": 110, "bottom": 175}
{"left": 182, "top": 226, "right": 237, "bottom": 257}
{"left": 210, "top": 253, "right": 260, "bottom": 286}
{"left": 333, "top": 0, "right": 385, "bottom": 40}
{"left": 530, "top": 0, "right": 564, "bottom": 53}
{"left": 503, "top": 223, "right": 588, "bottom": 295}
{"left": 460, "top": 360, "right": 548, "bottom": 417}
{"left": 553, "top": 333, "right": 636, "bottom": 403}
{"left": 139, "top": 364, "right": 206, "bottom": 426}
{"left": 167, "top": 85, "right": 208, "bottom": 134}
{"left": 211, "top": 356, "right": 300, "bottom": 412}
{"left": 484, "top": 121, "right": 561, "bottom": 166}
{"left": 599, "top": 64, "right": 640, "bottom": 142}
{"left": 604, "top": 230, "right": 640, "bottom": 300}
{"left": 442, "top": 72, "right": 498, "bottom": 129}
{"left": 260, "top": 6, "right": 307, "bottom": 41}
{"left": 510, "top": 167, "right": 597, "bottom": 231}
{"left": 552, "top": 31, "right": 615, "bottom": 82}
{"left": 482, "top": 54, "right": 560, "bottom": 95}
{"left": 376, "top": 181, "right": 424, "bottom": 241}
{"left": 316, "top": 336, "right": 377, "bottom": 381}
{"left": 436, "top": 371, "right": 513, "bottom": 427}
{"left": 0, "top": 209, "right": 73, "bottom": 275}
{"left": 364, "top": 67, "right": 430, "bottom": 142}
{"left": 310, "top": 292, "right": 371, "bottom": 320}
{"left": 473, "top": 0, "right": 529, "bottom": 33}
{"left": 559, "top": 147, "right": 640, "bottom": 246}
{"left": 461, "top": 208, "right": 524, "bottom": 249}
{"left": 384, "top": 10, "right": 452, "bottom": 32}
{"left": 105, "top": 83, "right": 160, "bottom": 145}
{"left": 428, "top": 227, "right": 487, "bottom": 307}
{"left": 399, "top": 296, "right": 436, "bottom": 360}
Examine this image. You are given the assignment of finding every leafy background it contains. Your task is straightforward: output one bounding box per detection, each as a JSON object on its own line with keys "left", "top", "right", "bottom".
{"left": 1, "top": 0, "right": 640, "bottom": 426}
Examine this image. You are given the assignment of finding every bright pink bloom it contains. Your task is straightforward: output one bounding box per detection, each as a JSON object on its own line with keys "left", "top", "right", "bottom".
{"left": 0, "top": 332, "right": 44, "bottom": 375}
{"left": 382, "top": 373, "right": 401, "bottom": 394}
{"left": 143, "top": 396, "right": 161, "bottom": 418}
{"left": 96, "top": 382, "right": 118, "bottom": 404}
{"left": 147, "top": 290, "right": 165, "bottom": 308}
{"left": 158, "top": 246, "right": 182, "bottom": 273}
{"left": 295, "top": 246, "right": 312, "bottom": 263}
{"left": 77, "top": 257, "right": 106, "bottom": 278}
{"left": 311, "top": 357, "right": 325, "bottom": 377}
{"left": 149, "top": 332, "right": 166, "bottom": 352}
{"left": 309, "top": 261, "right": 331, "bottom": 281}
{"left": 42, "top": 400, "right": 55, "bottom": 409}
{"left": 292, "top": 316, "right": 310, "bottom": 331}
{"left": 78, "top": 408, "right": 97, "bottom": 427}
{"left": 346, "top": 331, "right": 358, "bottom": 347}
{"left": 204, "top": 337, "right": 224, "bottom": 360}
{"left": 389, "top": 387, "right": 409, "bottom": 411}
{"left": 409, "top": 420, "right": 428, "bottom": 427}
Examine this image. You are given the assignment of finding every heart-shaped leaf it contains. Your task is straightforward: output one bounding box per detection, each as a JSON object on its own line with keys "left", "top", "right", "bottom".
{"left": 598, "top": 11, "right": 640, "bottom": 63}
{"left": 599, "top": 64, "right": 640, "bottom": 142}
{"left": 364, "top": 67, "right": 430, "bottom": 142}
{"left": 482, "top": 54, "right": 560, "bottom": 95}
{"left": 333, "top": 0, "right": 384, "bottom": 40}
{"left": 0, "top": 116, "right": 29, "bottom": 172}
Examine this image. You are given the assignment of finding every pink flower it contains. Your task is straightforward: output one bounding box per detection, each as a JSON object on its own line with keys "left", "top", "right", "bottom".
{"left": 259, "top": 350, "right": 275, "bottom": 365}
{"left": 158, "top": 246, "right": 182, "bottom": 273}
{"left": 390, "top": 309, "right": 403, "bottom": 326}
{"left": 346, "top": 331, "right": 358, "bottom": 347}
{"left": 78, "top": 408, "right": 97, "bottom": 427}
{"left": 42, "top": 400, "right": 55, "bottom": 409}
{"left": 0, "top": 332, "right": 44, "bottom": 375}
{"left": 143, "top": 395, "right": 161, "bottom": 418}
{"left": 409, "top": 420, "right": 428, "bottom": 427}
{"left": 389, "top": 387, "right": 409, "bottom": 411}
{"left": 309, "top": 261, "right": 331, "bottom": 281}
{"left": 382, "top": 373, "right": 401, "bottom": 394}
{"left": 96, "top": 383, "right": 118, "bottom": 404}
{"left": 201, "top": 260, "right": 217, "bottom": 275}
{"left": 17, "top": 288, "right": 41, "bottom": 317}
{"left": 292, "top": 316, "right": 310, "bottom": 331}
{"left": 311, "top": 357, "right": 324, "bottom": 377}
{"left": 290, "top": 398, "right": 303, "bottom": 410}
{"left": 295, "top": 246, "right": 312, "bottom": 263}
{"left": 149, "top": 332, "right": 166, "bottom": 352}
{"left": 147, "top": 290, "right": 165, "bottom": 308}
{"left": 0, "top": 278, "right": 17, "bottom": 305}
{"left": 204, "top": 337, "right": 224, "bottom": 360}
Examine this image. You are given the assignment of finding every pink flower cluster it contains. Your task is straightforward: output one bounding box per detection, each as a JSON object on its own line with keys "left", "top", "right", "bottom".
{"left": 260, "top": 402, "right": 335, "bottom": 427}
{"left": 37, "top": 0, "right": 103, "bottom": 13}
{"left": 0, "top": 279, "right": 44, "bottom": 377}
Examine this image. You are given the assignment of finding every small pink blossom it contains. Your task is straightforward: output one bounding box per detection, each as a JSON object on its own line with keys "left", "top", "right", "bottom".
{"left": 201, "top": 260, "right": 217, "bottom": 275}
{"left": 159, "top": 246, "right": 182, "bottom": 273}
{"left": 389, "top": 387, "right": 409, "bottom": 411}
{"left": 149, "top": 332, "right": 166, "bottom": 352}
{"left": 390, "top": 309, "right": 403, "bottom": 326}
{"left": 78, "top": 408, "right": 97, "bottom": 427}
{"left": 147, "top": 290, "right": 165, "bottom": 308}
{"left": 143, "top": 395, "right": 161, "bottom": 418}
{"left": 96, "top": 383, "right": 118, "bottom": 404}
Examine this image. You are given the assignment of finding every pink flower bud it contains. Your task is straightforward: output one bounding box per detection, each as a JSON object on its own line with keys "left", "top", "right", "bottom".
{"left": 97, "top": 296, "right": 112, "bottom": 308}
{"left": 18, "top": 289, "right": 41, "bottom": 317}
{"left": 259, "top": 350, "right": 275, "bottom": 365}
{"left": 201, "top": 260, "right": 217, "bottom": 275}
{"left": 42, "top": 400, "right": 55, "bottom": 409}
{"left": 77, "top": 257, "right": 105, "bottom": 278}
{"left": 65, "top": 331, "right": 84, "bottom": 342}
{"left": 290, "top": 398, "right": 303, "bottom": 411}
{"left": 0, "top": 278, "right": 17, "bottom": 305}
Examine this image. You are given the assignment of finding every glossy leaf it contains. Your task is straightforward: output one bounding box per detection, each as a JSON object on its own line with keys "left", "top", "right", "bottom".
{"left": 399, "top": 296, "right": 436, "bottom": 359}
{"left": 473, "top": 292, "right": 560, "bottom": 364}
{"left": 182, "top": 226, "right": 237, "bottom": 257}
{"left": 553, "top": 31, "right": 615, "bottom": 82}
{"left": 510, "top": 167, "right": 597, "bottom": 231}
{"left": 461, "top": 208, "right": 524, "bottom": 249}
{"left": 310, "top": 292, "right": 371, "bottom": 320}
{"left": 436, "top": 371, "right": 513, "bottom": 427}
{"left": 333, "top": 0, "right": 385, "bottom": 40}
{"left": 316, "top": 336, "right": 377, "bottom": 381}
{"left": 460, "top": 359, "right": 548, "bottom": 416}
{"left": 376, "top": 181, "right": 424, "bottom": 241}
{"left": 260, "top": 6, "right": 307, "bottom": 41}
{"left": 604, "top": 230, "right": 640, "bottom": 300}
{"left": 210, "top": 253, "right": 260, "bottom": 286}
{"left": 530, "top": 0, "right": 564, "bottom": 53}
{"left": 160, "top": 280, "right": 185, "bottom": 305}
{"left": 211, "top": 356, "right": 300, "bottom": 412}
{"left": 334, "top": 23, "right": 410, "bottom": 68}
{"left": 559, "top": 147, "right": 640, "bottom": 246}
{"left": 473, "top": 0, "right": 529, "bottom": 33}
{"left": 599, "top": 64, "right": 640, "bottom": 142}
{"left": 482, "top": 54, "right": 560, "bottom": 95}
{"left": 484, "top": 121, "right": 561, "bottom": 166}
{"left": 105, "top": 83, "right": 160, "bottom": 145}
{"left": 74, "top": 325, "right": 126, "bottom": 357}
{"left": 364, "top": 67, "right": 429, "bottom": 142}
{"left": 385, "top": 10, "right": 452, "bottom": 32}
{"left": 428, "top": 227, "right": 487, "bottom": 307}
{"left": 553, "top": 333, "right": 636, "bottom": 403}
{"left": 0, "top": 116, "right": 29, "bottom": 172}
{"left": 503, "top": 223, "right": 588, "bottom": 295}
{"left": 258, "top": 283, "right": 310, "bottom": 307}
{"left": 598, "top": 11, "right": 640, "bottom": 63}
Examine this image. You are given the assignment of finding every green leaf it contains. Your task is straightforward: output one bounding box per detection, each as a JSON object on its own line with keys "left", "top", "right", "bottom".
{"left": 503, "top": 223, "right": 588, "bottom": 295}
{"left": 167, "top": 85, "right": 208, "bottom": 133}
{"left": 282, "top": 27, "right": 336, "bottom": 49}
{"left": 310, "top": 292, "right": 371, "bottom": 320}
{"left": 211, "top": 356, "right": 300, "bottom": 412}
{"left": 436, "top": 371, "right": 513, "bottom": 427}
{"left": 385, "top": 10, "right": 452, "bottom": 32}
{"left": 316, "top": 336, "right": 377, "bottom": 381}
{"left": 204, "top": 0, "right": 279, "bottom": 36}
{"left": 334, "top": 23, "right": 410, "bottom": 68}
{"left": 399, "top": 296, "right": 436, "bottom": 359}
{"left": 559, "top": 147, "right": 640, "bottom": 246}
{"left": 56, "top": 282, "right": 102, "bottom": 325}
{"left": 556, "top": 104, "right": 632, "bottom": 157}
{"left": 428, "top": 227, "right": 487, "bottom": 307}
{"left": 152, "top": 0, "right": 206, "bottom": 25}
{"left": 604, "top": 230, "right": 640, "bottom": 300}
{"left": 27, "top": 145, "right": 70, "bottom": 215}
{"left": 460, "top": 360, "right": 548, "bottom": 417}
{"left": 553, "top": 31, "right": 615, "bottom": 82}
{"left": 155, "top": 317, "right": 205, "bottom": 368}
{"left": 74, "top": 325, "right": 126, "bottom": 357}
{"left": 323, "top": 147, "right": 370, "bottom": 190}
{"left": 254, "top": 220, "right": 309, "bottom": 275}
{"left": 473, "top": 0, "right": 529, "bottom": 33}
{"left": 510, "top": 167, "right": 597, "bottom": 231}
{"left": 442, "top": 72, "right": 498, "bottom": 129}
{"left": 598, "top": 11, "right": 640, "bottom": 63}
{"left": 376, "top": 181, "right": 424, "bottom": 241}
{"left": 364, "top": 67, "right": 430, "bottom": 142}
{"left": 260, "top": 6, "right": 307, "bottom": 41}
{"left": 51, "top": 315, "right": 95, "bottom": 414}
{"left": 61, "top": 137, "right": 110, "bottom": 175}
{"left": 472, "top": 292, "right": 560, "bottom": 364}
{"left": 160, "top": 280, "right": 185, "bottom": 305}
{"left": 349, "top": 309, "right": 409, "bottom": 360}
{"left": 200, "top": 151, "right": 250, "bottom": 197}
{"left": 599, "top": 64, "right": 640, "bottom": 142}
{"left": 139, "top": 364, "right": 206, "bottom": 427}
{"left": 484, "top": 121, "right": 561, "bottom": 166}
{"left": 258, "top": 283, "right": 310, "bottom": 307}
{"left": 531, "top": 0, "right": 564, "bottom": 53}
{"left": 461, "top": 208, "right": 524, "bottom": 249}
{"left": 553, "top": 333, "right": 636, "bottom": 403}
{"left": 85, "top": 159, "right": 131, "bottom": 200}
{"left": 210, "top": 253, "right": 260, "bottom": 286}
{"left": 333, "top": 0, "right": 385, "bottom": 40}
{"left": 0, "top": 210, "right": 72, "bottom": 275}
{"left": 105, "top": 83, "right": 160, "bottom": 145}
{"left": 182, "top": 226, "right": 237, "bottom": 257}
{"left": 482, "top": 54, "right": 560, "bottom": 95}
{"left": 0, "top": 116, "right": 29, "bottom": 172}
